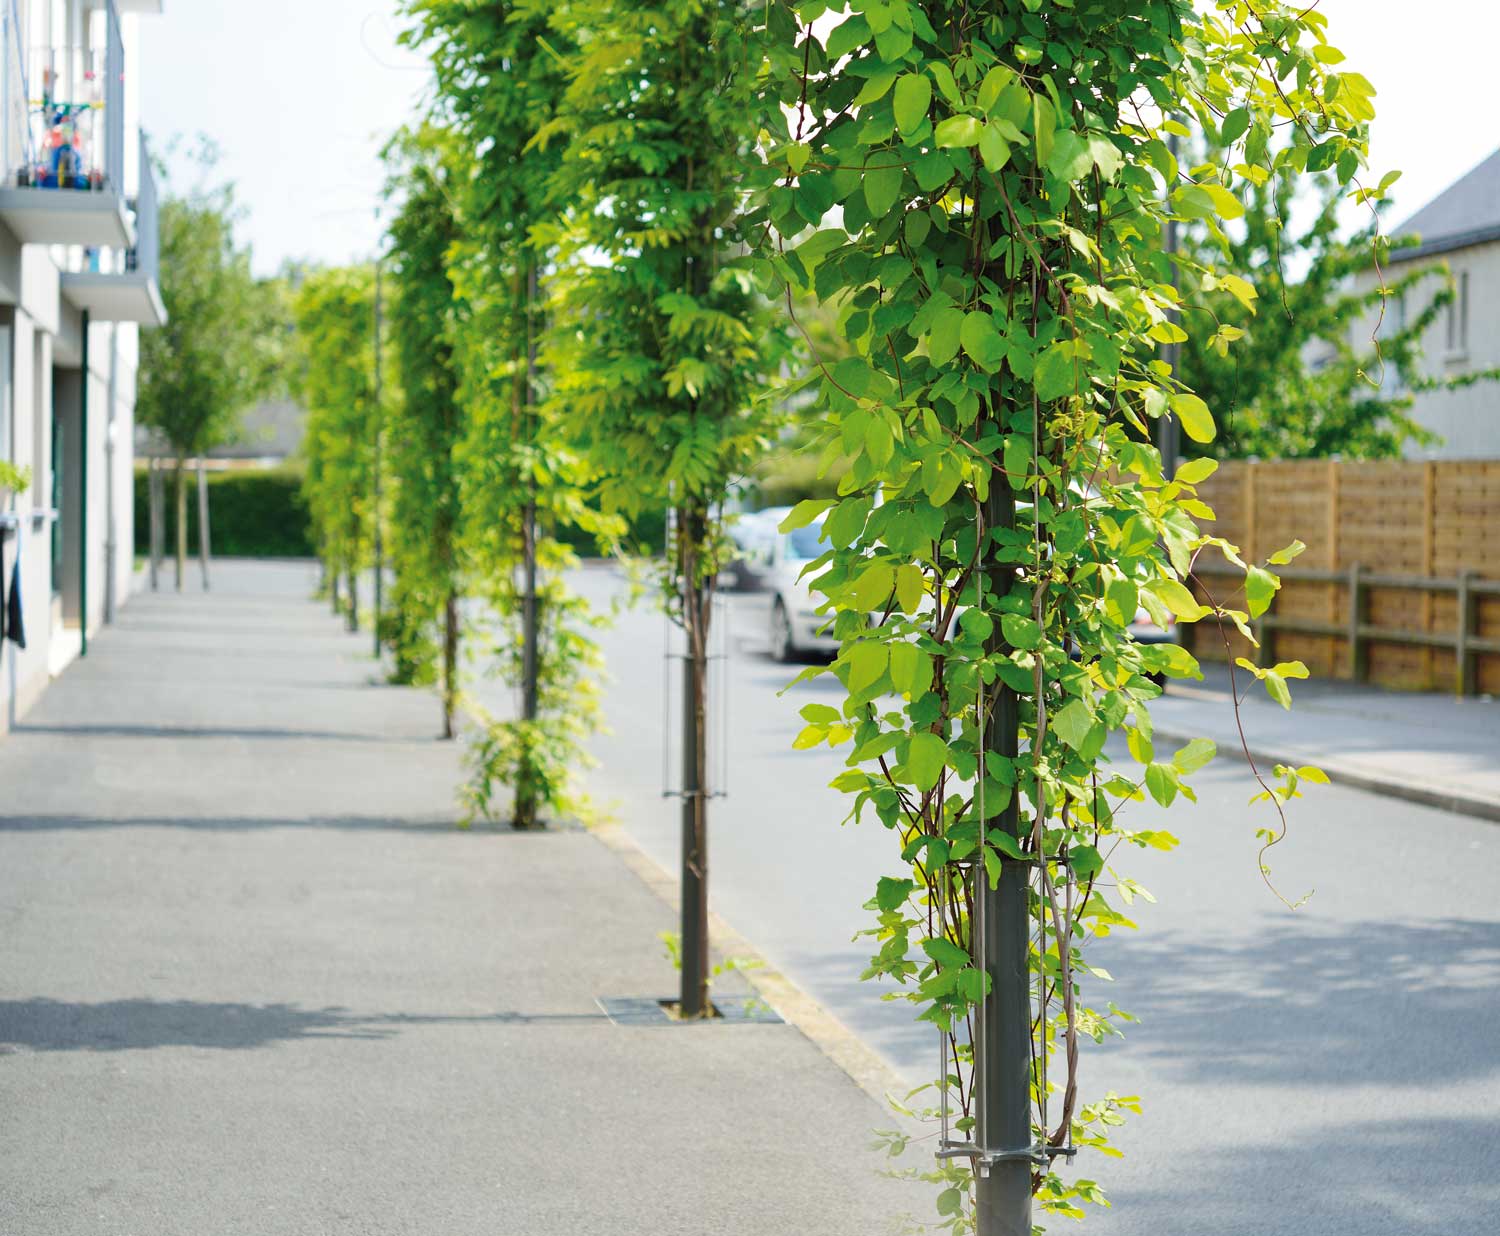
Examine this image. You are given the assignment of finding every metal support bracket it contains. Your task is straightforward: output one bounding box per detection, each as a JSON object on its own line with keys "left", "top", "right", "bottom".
{"left": 937, "top": 1140, "right": 1077, "bottom": 1172}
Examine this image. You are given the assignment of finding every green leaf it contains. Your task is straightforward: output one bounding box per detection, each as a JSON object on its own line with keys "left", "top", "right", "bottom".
{"left": 889, "top": 641, "right": 924, "bottom": 695}
{"left": 978, "top": 122, "right": 1012, "bottom": 172}
{"left": 1052, "top": 698, "right": 1096, "bottom": 752}
{"left": 927, "top": 306, "right": 965, "bottom": 367}
{"left": 1170, "top": 393, "right": 1216, "bottom": 444}
{"left": 1175, "top": 457, "right": 1218, "bottom": 486}
{"left": 798, "top": 703, "right": 841, "bottom": 724}
{"left": 1034, "top": 343, "right": 1079, "bottom": 401}
{"left": 875, "top": 876, "right": 914, "bottom": 912}
{"left": 863, "top": 163, "right": 904, "bottom": 217}
{"left": 1268, "top": 540, "right": 1306, "bottom": 566}
{"left": 905, "top": 731, "right": 948, "bottom": 792}
{"left": 1245, "top": 565, "right": 1278, "bottom": 618}
{"left": 779, "top": 499, "right": 832, "bottom": 533}
{"left": 1144, "top": 762, "right": 1179, "bottom": 807}
{"left": 1171, "top": 737, "right": 1216, "bottom": 774}
{"left": 1147, "top": 577, "right": 1207, "bottom": 622}
{"left": 846, "top": 641, "right": 888, "bottom": 694}
{"left": 1001, "top": 613, "right": 1042, "bottom": 651}
{"left": 1069, "top": 844, "right": 1105, "bottom": 879}
{"left": 921, "top": 936, "right": 970, "bottom": 969}
{"left": 1200, "top": 183, "right": 1244, "bottom": 219}
{"left": 851, "top": 562, "right": 895, "bottom": 611}
{"left": 934, "top": 115, "right": 982, "bottom": 148}
{"left": 895, "top": 564, "right": 924, "bottom": 612}
{"left": 893, "top": 73, "right": 932, "bottom": 137}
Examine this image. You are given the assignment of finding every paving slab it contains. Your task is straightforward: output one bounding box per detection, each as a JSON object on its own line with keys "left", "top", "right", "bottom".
{"left": 0, "top": 560, "right": 921, "bottom": 1236}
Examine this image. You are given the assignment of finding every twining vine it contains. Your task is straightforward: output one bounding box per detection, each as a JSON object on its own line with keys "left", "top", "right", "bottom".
{"left": 754, "top": 1, "right": 1378, "bottom": 1225}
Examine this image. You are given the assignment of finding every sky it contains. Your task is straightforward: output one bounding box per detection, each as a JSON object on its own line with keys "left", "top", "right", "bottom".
{"left": 136, "top": 2, "right": 1500, "bottom": 277}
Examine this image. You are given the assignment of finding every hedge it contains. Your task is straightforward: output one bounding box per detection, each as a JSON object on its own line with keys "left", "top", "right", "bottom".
{"left": 133, "top": 465, "right": 314, "bottom": 558}
{"left": 133, "top": 464, "right": 665, "bottom": 561}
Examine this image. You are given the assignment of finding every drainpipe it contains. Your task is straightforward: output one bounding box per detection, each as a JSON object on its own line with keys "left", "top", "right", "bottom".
{"left": 79, "top": 310, "right": 88, "bottom": 657}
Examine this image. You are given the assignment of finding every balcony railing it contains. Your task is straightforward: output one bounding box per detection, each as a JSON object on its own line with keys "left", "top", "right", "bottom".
{"left": 2, "top": 0, "right": 123, "bottom": 194}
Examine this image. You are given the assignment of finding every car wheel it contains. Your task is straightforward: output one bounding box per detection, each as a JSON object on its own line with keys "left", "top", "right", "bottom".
{"left": 769, "top": 597, "right": 795, "bottom": 663}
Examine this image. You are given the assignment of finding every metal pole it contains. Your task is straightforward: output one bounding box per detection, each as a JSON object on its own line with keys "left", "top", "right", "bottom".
{"left": 975, "top": 465, "right": 1031, "bottom": 1235}
{"left": 679, "top": 507, "right": 709, "bottom": 1019}
{"left": 516, "top": 259, "right": 540, "bottom": 828}
{"left": 1156, "top": 132, "right": 1181, "bottom": 476}
{"left": 371, "top": 257, "right": 383, "bottom": 658}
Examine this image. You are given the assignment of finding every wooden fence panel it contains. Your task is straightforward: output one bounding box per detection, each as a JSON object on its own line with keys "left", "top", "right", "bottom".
{"left": 1186, "top": 458, "right": 1500, "bottom": 694}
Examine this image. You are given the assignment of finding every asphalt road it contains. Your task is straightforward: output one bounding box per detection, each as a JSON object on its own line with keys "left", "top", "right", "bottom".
{"left": 571, "top": 564, "right": 1500, "bottom": 1235}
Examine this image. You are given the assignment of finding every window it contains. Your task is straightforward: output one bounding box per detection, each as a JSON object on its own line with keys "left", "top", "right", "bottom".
{"left": 1445, "top": 270, "right": 1469, "bottom": 355}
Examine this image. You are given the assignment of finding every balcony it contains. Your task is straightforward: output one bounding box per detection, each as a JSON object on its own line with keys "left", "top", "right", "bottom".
{"left": 60, "top": 130, "right": 165, "bottom": 326}
{"left": 0, "top": 0, "right": 131, "bottom": 248}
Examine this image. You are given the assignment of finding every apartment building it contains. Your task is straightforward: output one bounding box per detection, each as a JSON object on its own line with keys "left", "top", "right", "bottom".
{"left": 0, "top": 0, "right": 163, "bottom": 733}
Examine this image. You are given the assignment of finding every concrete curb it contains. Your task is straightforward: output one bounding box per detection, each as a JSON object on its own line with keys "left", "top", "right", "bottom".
{"left": 1152, "top": 727, "right": 1500, "bottom": 825}
{"left": 590, "top": 822, "right": 914, "bottom": 1113}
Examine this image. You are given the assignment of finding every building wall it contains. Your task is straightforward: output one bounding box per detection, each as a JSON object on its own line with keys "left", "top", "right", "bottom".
{"left": 0, "top": 1, "right": 154, "bottom": 735}
{"left": 1353, "top": 238, "right": 1500, "bottom": 459}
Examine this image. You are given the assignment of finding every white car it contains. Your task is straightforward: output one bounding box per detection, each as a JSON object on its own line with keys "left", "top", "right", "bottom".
{"left": 766, "top": 515, "right": 840, "bottom": 662}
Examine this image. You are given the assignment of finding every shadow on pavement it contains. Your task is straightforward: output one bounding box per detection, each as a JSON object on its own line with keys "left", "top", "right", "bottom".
{"left": 1118, "top": 1115, "right": 1500, "bottom": 1236}
{"left": 1095, "top": 916, "right": 1500, "bottom": 1088}
{"left": 14, "top": 723, "right": 419, "bottom": 744}
{"left": 0, "top": 814, "right": 560, "bottom": 835}
{"left": 0, "top": 998, "right": 608, "bottom": 1052}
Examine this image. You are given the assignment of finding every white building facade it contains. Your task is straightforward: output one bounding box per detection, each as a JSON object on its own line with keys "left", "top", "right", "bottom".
{"left": 1361, "top": 148, "right": 1500, "bottom": 459}
{"left": 0, "top": 0, "right": 163, "bottom": 733}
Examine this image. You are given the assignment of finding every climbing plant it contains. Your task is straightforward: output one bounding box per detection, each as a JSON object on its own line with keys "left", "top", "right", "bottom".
{"left": 537, "top": 0, "right": 791, "bottom": 1015}
{"left": 401, "top": 0, "right": 612, "bottom": 827}
{"left": 294, "top": 265, "right": 381, "bottom": 629}
{"left": 756, "top": 1, "right": 1371, "bottom": 1226}
{"left": 382, "top": 129, "right": 466, "bottom": 734}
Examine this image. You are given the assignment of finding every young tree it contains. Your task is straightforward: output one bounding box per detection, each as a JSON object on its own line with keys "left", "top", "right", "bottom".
{"left": 1173, "top": 153, "right": 1489, "bottom": 459}
{"left": 401, "top": 0, "right": 610, "bottom": 828}
{"left": 541, "top": 0, "right": 789, "bottom": 1016}
{"left": 757, "top": 2, "right": 1372, "bottom": 1228}
{"left": 383, "top": 132, "right": 466, "bottom": 737}
{"left": 137, "top": 174, "right": 281, "bottom": 589}
{"left": 293, "top": 266, "right": 381, "bottom": 631}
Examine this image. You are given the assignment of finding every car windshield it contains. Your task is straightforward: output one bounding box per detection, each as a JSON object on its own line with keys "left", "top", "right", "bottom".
{"left": 784, "top": 523, "right": 826, "bottom": 562}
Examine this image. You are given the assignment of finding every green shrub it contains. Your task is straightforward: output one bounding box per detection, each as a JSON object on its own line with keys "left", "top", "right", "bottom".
{"left": 133, "top": 465, "right": 314, "bottom": 558}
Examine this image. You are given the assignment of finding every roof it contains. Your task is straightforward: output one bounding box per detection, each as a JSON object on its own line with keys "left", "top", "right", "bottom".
{"left": 1390, "top": 146, "right": 1500, "bottom": 262}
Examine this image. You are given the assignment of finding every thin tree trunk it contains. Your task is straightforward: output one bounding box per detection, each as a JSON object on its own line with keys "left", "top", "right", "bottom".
{"left": 441, "top": 588, "right": 459, "bottom": 740}
{"left": 147, "top": 457, "right": 162, "bottom": 591}
{"left": 174, "top": 457, "right": 187, "bottom": 592}
{"left": 330, "top": 563, "right": 341, "bottom": 614}
{"left": 345, "top": 565, "right": 358, "bottom": 633}
{"left": 196, "top": 459, "right": 211, "bottom": 592}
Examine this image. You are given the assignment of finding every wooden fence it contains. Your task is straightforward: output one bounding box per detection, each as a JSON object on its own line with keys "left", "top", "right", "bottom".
{"left": 1185, "top": 460, "right": 1500, "bottom": 695}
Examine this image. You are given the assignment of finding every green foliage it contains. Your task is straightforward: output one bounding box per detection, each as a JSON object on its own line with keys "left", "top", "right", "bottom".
{"left": 1174, "top": 147, "right": 1494, "bottom": 459}
{"left": 383, "top": 130, "right": 466, "bottom": 702}
{"left": 132, "top": 466, "right": 312, "bottom": 558}
{"left": 539, "top": 0, "right": 791, "bottom": 578}
{"left": 138, "top": 170, "right": 284, "bottom": 460}
{"left": 756, "top": 1, "right": 1355, "bottom": 1224}
{"left": 292, "top": 265, "right": 382, "bottom": 594}
{"left": 400, "top": 0, "right": 611, "bottom": 823}
{"left": 0, "top": 461, "right": 32, "bottom": 496}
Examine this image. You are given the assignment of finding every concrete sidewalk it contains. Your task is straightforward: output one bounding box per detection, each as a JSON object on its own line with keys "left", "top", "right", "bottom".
{"left": 1154, "top": 665, "right": 1500, "bottom": 822}
{"left": 0, "top": 560, "right": 920, "bottom": 1236}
